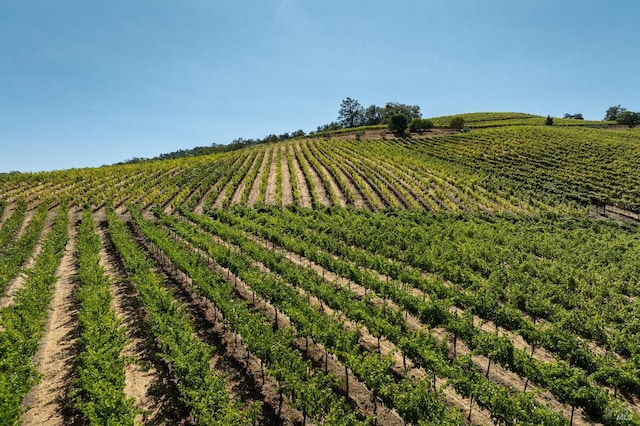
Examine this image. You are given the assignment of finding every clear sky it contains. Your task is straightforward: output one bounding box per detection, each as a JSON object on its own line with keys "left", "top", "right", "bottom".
{"left": 1, "top": 1, "right": 639, "bottom": 173}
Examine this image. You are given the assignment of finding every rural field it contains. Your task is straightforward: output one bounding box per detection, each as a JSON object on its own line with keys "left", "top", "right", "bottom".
{"left": 1, "top": 113, "right": 640, "bottom": 425}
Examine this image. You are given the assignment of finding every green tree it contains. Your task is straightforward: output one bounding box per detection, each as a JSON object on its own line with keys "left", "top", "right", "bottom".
{"left": 381, "top": 102, "right": 421, "bottom": 124}
{"left": 338, "top": 97, "right": 364, "bottom": 128}
{"left": 388, "top": 114, "right": 408, "bottom": 133}
{"left": 363, "top": 104, "right": 383, "bottom": 125}
{"left": 450, "top": 116, "right": 466, "bottom": 130}
{"left": 617, "top": 111, "right": 640, "bottom": 128}
{"left": 545, "top": 115, "right": 554, "bottom": 126}
{"left": 604, "top": 105, "right": 627, "bottom": 121}
{"left": 409, "top": 118, "right": 434, "bottom": 132}
{"left": 563, "top": 113, "right": 584, "bottom": 120}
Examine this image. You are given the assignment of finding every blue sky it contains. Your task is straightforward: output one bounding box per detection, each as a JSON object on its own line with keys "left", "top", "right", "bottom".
{"left": 1, "top": 1, "right": 639, "bottom": 172}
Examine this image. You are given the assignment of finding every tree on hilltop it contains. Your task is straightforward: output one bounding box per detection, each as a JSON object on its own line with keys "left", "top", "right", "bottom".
{"left": 381, "top": 102, "right": 421, "bottom": 124}
{"left": 450, "top": 116, "right": 466, "bottom": 130}
{"left": 363, "top": 104, "right": 383, "bottom": 126}
{"left": 563, "top": 113, "right": 584, "bottom": 120}
{"left": 338, "top": 97, "right": 365, "bottom": 128}
{"left": 617, "top": 111, "right": 640, "bottom": 128}
{"left": 409, "top": 118, "right": 434, "bottom": 132}
{"left": 388, "top": 114, "right": 408, "bottom": 133}
{"left": 604, "top": 105, "right": 627, "bottom": 122}
{"left": 336, "top": 98, "right": 422, "bottom": 129}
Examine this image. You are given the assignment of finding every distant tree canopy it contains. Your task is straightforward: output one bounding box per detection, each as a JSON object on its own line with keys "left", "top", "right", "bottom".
{"left": 338, "top": 97, "right": 365, "bottom": 128}
{"left": 381, "top": 102, "right": 421, "bottom": 124}
{"left": 617, "top": 111, "right": 640, "bottom": 128}
{"left": 363, "top": 105, "right": 383, "bottom": 126}
{"left": 334, "top": 98, "right": 422, "bottom": 129}
{"left": 409, "top": 118, "right": 434, "bottom": 132}
{"left": 388, "top": 114, "right": 408, "bottom": 133}
{"left": 604, "top": 105, "right": 627, "bottom": 122}
{"left": 449, "top": 116, "right": 466, "bottom": 130}
{"left": 563, "top": 113, "right": 584, "bottom": 120}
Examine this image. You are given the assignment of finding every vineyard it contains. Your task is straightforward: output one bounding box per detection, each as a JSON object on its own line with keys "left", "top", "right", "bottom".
{"left": 1, "top": 115, "right": 639, "bottom": 425}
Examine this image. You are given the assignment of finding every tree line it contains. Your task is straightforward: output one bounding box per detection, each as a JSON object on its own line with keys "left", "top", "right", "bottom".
{"left": 604, "top": 105, "right": 640, "bottom": 127}
{"left": 318, "top": 97, "right": 453, "bottom": 134}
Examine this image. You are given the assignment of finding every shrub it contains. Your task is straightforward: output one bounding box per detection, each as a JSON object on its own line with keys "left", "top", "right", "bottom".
{"left": 409, "top": 118, "right": 435, "bottom": 132}
{"left": 449, "top": 116, "right": 465, "bottom": 130}
{"left": 617, "top": 111, "right": 640, "bottom": 128}
{"left": 388, "top": 114, "right": 408, "bottom": 133}
{"left": 545, "top": 115, "right": 554, "bottom": 126}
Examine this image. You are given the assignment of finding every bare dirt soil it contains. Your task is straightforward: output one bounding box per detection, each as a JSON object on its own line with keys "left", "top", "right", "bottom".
{"left": 21, "top": 210, "right": 80, "bottom": 426}
{"left": 95, "top": 213, "right": 184, "bottom": 425}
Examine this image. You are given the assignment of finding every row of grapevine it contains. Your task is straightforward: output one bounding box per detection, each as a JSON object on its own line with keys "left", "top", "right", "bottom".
{"left": 0, "top": 204, "right": 69, "bottom": 424}
{"left": 69, "top": 209, "right": 136, "bottom": 423}
{"left": 105, "top": 207, "right": 261, "bottom": 425}
{"left": 157, "top": 208, "right": 466, "bottom": 425}
{"left": 0, "top": 204, "right": 49, "bottom": 294}
{"left": 1, "top": 131, "right": 580, "bottom": 215}
{"left": 411, "top": 126, "right": 640, "bottom": 212}
{"left": 128, "top": 206, "right": 366, "bottom": 425}
{"left": 171, "top": 208, "right": 579, "bottom": 425}
{"left": 0, "top": 200, "right": 27, "bottom": 251}
{"left": 206, "top": 206, "right": 640, "bottom": 424}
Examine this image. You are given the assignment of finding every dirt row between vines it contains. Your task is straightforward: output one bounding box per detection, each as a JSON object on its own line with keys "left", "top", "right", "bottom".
{"left": 0, "top": 201, "right": 14, "bottom": 228}
{"left": 245, "top": 147, "right": 270, "bottom": 207}
{"left": 263, "top": 146, "right": 279, "bottom": 206}
{"left": 94, "top": 212, "right": 185, "bottom": 425}
{"left": 279, "top": 143, "right": 294, "bottom": 206}
{"left": 21, "top": 209, "right": 80, "bottom": 425}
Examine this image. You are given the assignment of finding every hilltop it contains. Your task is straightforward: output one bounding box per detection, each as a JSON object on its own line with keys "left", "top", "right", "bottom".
{"left": 0, "top": 112, "right": 633, "bottom": 215}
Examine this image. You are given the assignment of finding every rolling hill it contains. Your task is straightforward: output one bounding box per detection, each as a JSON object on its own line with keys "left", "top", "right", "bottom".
{"left": 1, "top": 113, "right": 639, "bottom": 425}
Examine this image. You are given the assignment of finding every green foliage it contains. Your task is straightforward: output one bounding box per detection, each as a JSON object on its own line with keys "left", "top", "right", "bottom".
{"left": 0, "top": 203, "right": 48, "bottom": 294}
{"left": 605, "top": 105, "right": 627, "bottom": 122}
{"left": 410, "top": 125, "right": 640, "bottom": 212}
{"left": 380, "top": 102, "right": 421, "bottom": 124}
{"left": 388, "top": 114, "right": 408, "bottom": 133}
{"left": 363, "top": 104, "right": 383, "bottom": 125}
{"left": 338, "top": 97, "right": 365, "bottom": 128}
{"left": 449, "top": 116, "right": 466, "bottom": 130}
{"left": 617, "top": 111, "right": 640, "bottom": 128}
{"left": 409, "top": 118, "right": 434, "bottom": 132}
{"left": 563, "top": 113, "right": 584, "bottom": 120}
{"left": 70, "top": 209, "right": 136, "bottom": 424}
{"left": 545, "top": 115, "right": 554, "bottom": 126}
{"left": 0, "top": 205, "right": 69, "bottom": 425}
{"left": 0, "top": 200, "right": 26, "bottom": 253}
{"left": 107, "top": 207, "right": 261, "bottom": 426}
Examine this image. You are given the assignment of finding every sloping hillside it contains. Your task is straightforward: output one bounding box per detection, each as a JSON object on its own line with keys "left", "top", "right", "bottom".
{"left": 1, "top": 116, "right": 640, "bottom": 426}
